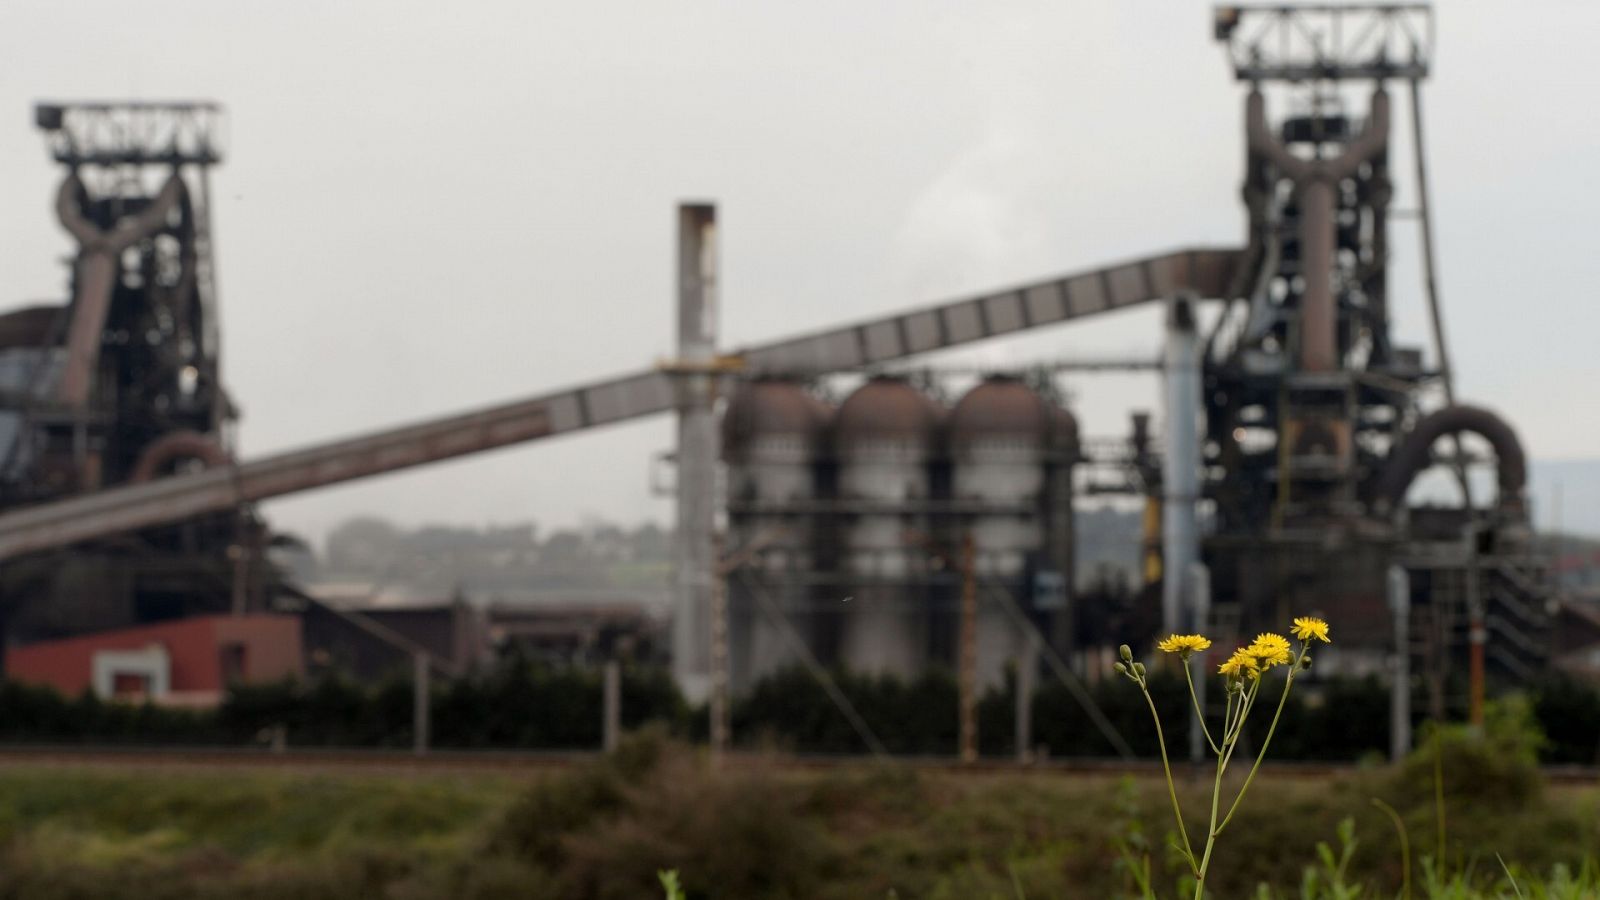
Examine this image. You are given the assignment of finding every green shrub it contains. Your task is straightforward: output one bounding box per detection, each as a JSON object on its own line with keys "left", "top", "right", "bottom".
{"left": 1387, "top": 697, "right": 1546, "bottom": 813}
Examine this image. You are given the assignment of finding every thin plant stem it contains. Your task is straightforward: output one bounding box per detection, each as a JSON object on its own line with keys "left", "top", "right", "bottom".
{"left": 1497, "top": 854, "right": 1525, "bottom": 899}
{"left": 1183, "top": 661, "right": 1220, "bottom": 754}
{"left": 1220, "top": 688, "right": 1236, "bottom": 753}
{"left": 1220, "top": 677, "right": 1260, "bottom": 773}
{"left": 1372, "top": 797, "right": 1412, "bottom": 900}
{"left": 1193, "top": 712, "right": 1228, "bottom": 899}
{"left": 1434, "top": 730, "right": 1447, "bottom": 867}
{"left": 1216, "top": 656, "right": 1301, "bottom": 835}
{"left": 1139, "top": 683, "right": 1195, "bottom": 870}
{"left": 1228, "top": 680, "right": 1254, "bottom": 744}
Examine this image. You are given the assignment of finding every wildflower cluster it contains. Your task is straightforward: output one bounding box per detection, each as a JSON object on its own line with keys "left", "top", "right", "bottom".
{"left": 1115, "top": 616, "right": 1332, "bottom": 900}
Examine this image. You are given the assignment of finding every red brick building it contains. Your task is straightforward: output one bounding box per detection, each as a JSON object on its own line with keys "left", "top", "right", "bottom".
{"left": 5, "top": 615, "right": 303, "bottom": 706}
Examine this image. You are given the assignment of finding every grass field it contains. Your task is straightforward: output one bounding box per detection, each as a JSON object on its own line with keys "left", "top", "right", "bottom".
{"left": 0, "top": 734, "right": 1591, "bottom": 898}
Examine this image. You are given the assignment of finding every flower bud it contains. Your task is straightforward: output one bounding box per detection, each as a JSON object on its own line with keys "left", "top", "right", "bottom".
{"left": 1119, "top": 644, "right": 1134, "bottom": 662}
{"left": 1299, "top": 655, "right": 1312, "bottom": 670}
{"left": 1133, "top": 662, "right": 1146, "bottom": 677}
{"left": 1114, "top": 661, "right": 1128, "bottom": 675}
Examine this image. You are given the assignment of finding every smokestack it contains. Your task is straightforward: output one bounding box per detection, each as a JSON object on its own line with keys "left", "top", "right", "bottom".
{"left": 672, "top": 203, "right": 719, "bottom": 704}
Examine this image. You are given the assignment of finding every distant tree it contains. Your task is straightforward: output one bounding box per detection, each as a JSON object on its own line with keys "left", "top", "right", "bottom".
{"left": 324, "top": 517, "right": 402, "bottom": 574}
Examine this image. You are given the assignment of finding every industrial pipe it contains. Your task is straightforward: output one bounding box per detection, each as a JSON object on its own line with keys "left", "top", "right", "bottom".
{"left": 1375, "top": 404, "right": 1528, "bottom": 514}
{"left": 1161, "top": 297, "right": 1201, "bottom": 636}
{"left": 55, "top": 172, "right": 188, "bottom": 409}
{"left": 1246, "top": 88, "right": 1390, "bottom": 372}
{"left": 129, "top": 430, "right": 230, "bottom": 483}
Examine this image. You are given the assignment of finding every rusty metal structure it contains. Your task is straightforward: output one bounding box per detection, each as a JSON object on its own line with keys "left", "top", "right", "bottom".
{"left": 0, "top": 102, "right": 272, "bottom": 648}
{"left": 0, "top": 4, "right": 1557, "bottom": 734}
{"left": 719, "top": 372, "right": 1078, "bottom": 696}
{"left": 1197, "top": 4, "right": 1550, "bottom": 721}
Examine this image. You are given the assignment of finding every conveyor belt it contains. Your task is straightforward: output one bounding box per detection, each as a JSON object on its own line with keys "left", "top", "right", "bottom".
{"left": 0, "top": 247, "right": 1241, "bottom": 560}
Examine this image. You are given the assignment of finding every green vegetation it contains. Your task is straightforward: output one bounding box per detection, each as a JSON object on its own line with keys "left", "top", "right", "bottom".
{"left": 0, "top": 658, "right": 689, "bottom": 750}
{"left": 2, "top": 651, "right": 1598, "bottom": 768}
{"left": 0, "top": 726, "right": 1591, "bottom": 898}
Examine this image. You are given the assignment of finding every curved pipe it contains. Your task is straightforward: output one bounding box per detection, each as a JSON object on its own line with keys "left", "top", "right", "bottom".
{"left": 55, "top": 172, "right": 189, "bottom": 408}
{"left": 1246, "top": 88, "right": 1391, "bottom": 372}
{"left": 129, "top": 430, "right": 230, "bottom": 483}
{"left": 56, "top": 172, "right": 186, "bottom": 253}
{"left": 1375, "top": 404, "right": 1527, "bottom": 513}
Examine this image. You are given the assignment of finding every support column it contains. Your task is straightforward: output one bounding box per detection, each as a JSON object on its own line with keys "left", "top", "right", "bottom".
{"left": 1387, "top": 565, "right": 1412, "bottom": 762}
{"left": 672, "top": 203, "right": 719, "bottom": 704}
{"left": 1162, "top": 297, "right": 1201, "bottom": 637}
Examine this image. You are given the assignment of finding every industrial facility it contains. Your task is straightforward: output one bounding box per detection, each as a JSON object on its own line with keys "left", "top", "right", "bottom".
{"left": 722, "top": 373, "right": 1077, "bottom": 692}
{"left": 0, "top": 4, "right": 1586, "bottom": 753}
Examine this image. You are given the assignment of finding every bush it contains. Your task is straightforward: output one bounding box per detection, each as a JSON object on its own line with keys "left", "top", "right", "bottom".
{"left": 488, "top": 730, "right": 831, "bottom": 900}
{"left": 1386, "top": 696, "right": 1546, "bottom": 814}
{"left": 4, "top": 657, "right": 1600, "bottom": 766}
{"left": 1530, "top": 675, "right": 1600, "bottom": 765}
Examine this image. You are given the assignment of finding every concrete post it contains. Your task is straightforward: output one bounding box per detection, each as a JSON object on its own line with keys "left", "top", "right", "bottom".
{"left": 1162, "top": 297, "right": 1201, "bottom": 637}
{"left": 1387, "top": 564, "right": 1412, "bottom": 762}
{"left": 672, "top": 203, "right": 719, "bottom": 704}
{"left": 603, "top": 659, "right": 622, "bottom": 754}
{"left": 1464, "top": 525, "right": 1485, "bottom": 732}
{"left": 413, "top": 650, "right": 430, "bottom": 757}
{"left": 958, "top": 533, "right": 979, "bottom": 764}
{"left": 1016, "top": 631, "right": 1039, "bottom": 763}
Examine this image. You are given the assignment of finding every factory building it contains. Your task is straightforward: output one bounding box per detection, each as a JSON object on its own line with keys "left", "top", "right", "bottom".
{"left": 5, "top": 614, "right": 302, "bottom": 705}
{"left": 723, "top": 374, "right": 1077, "bottom": 692}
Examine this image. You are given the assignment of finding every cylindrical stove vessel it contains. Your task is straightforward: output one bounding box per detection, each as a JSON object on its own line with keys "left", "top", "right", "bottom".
{"left": 834, "top": 377, "right": 942, "bottom": 678}
{"left": 949, "top": 376, "right": 1055, "bottom": 689}
{"left": 722, "top": 379, "right": 832, "bottom": 689}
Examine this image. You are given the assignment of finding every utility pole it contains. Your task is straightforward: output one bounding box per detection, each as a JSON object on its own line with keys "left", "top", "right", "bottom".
{"left": 708, "top": 529, "right": 786, "bottom": 767}
{"left": 709, "top": 548, "right": 731, "bottom": 765}
{"left": 959, "top": 532, "right": 978, "bottom": 764}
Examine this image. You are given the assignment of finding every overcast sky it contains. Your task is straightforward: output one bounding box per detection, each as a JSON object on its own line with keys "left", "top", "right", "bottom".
{"left": 1, "top": 1, "right": 1596, "bottom": 546}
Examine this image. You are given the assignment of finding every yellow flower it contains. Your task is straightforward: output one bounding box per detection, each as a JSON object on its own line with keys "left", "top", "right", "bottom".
{"left": 1292, "top": 617, "right": 1331, "bottom": 643}
{"left": 1156, "top": 634, "right": 1212, "bottom": 656}
{"left": 1248, "top": 632, "right": 1291, "bottom": 668}
{"left": 1218, "top": 649, "right": 1259, "bottom": 678}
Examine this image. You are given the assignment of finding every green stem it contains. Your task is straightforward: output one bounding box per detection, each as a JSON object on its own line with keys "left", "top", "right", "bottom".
{"left": 1220, "top": 688, "right": 1235, "bottom": 756}
{"left": 1139, "top": 683, "right": 1195, "bottom": 870}
{"left": 1183, "top": 661, "right": 1221, "bottom": 755}
{"left": 1434, "top": 728, "right": 1447, "bottom": 866}
{"left": 1193, "top": 714, "right": 1228, "bottom": 899}
{"left": 1221, "top": 677, "right": 1259, "bottom": 771}
{"left": 1216, "top": 650, "right": 1303, "bottom": 835}
{"left": 1371, "top": 797, "right": 1412, "bottom": 900}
